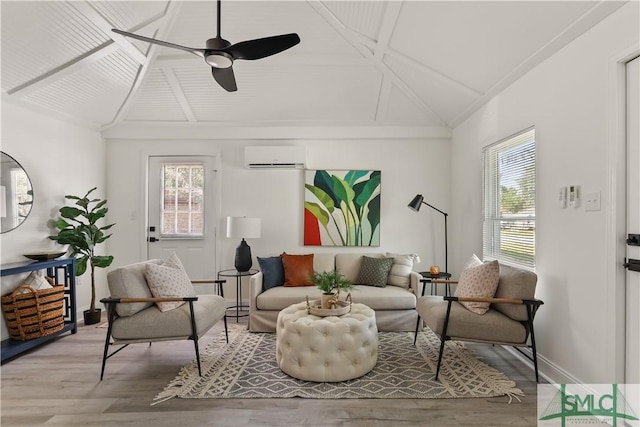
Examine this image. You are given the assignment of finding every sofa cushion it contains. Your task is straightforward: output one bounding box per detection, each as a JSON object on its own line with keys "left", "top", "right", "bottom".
{"left": 349, "top": 285, "right": 416, "bottom": 310}
{"left": 386, "top": 253, "right": 416, "bottom": 288}
{"left": 107, "top": 259, "right": 161, "bottom": 317}
{"left": 453, "top": 259, "right": 500, "bottom": 315}
{"left": 355, "top": 256, "right": 394, "bottom": 287}
{"left": 145, "top": 253, "right": 196, "bottom": 312}
{"left": 281, "top": 253, "right": 314, "bottom": 287}
{"left": 257, "top": 256, "right": 285, "bottom": 290}
{"left": 256, "top": 284, "right": 416, "bottom": 311}
{"left": 418, "top": 296, "right": 527, "bottom": 344}
{"left": 313, "top": 253, "right": 335, "bottom": 273}
{"left": 335, "top": 253, "right": 383, "bottom": 283}
{"left": 493, "top": 264, "right": 537, "bottom": 321}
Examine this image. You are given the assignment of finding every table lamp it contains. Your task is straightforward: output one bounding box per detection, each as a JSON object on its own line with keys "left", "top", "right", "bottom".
{"left": 226, "top": 216, "right": 261, "bottom": 272}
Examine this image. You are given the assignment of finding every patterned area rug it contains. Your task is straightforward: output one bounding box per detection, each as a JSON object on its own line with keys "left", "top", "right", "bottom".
{"left": 153, "top": 324, "right": 523, "bottom": 404}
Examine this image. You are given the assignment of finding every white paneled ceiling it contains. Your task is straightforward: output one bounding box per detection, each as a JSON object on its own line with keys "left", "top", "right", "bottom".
{"left": 0, "top": 0, "right": 626, "bottom": 132}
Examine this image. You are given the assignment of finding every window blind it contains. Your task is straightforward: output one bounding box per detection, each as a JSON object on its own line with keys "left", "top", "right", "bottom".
{"left": 482, "top": 127, "right": 536, "bottom": 268}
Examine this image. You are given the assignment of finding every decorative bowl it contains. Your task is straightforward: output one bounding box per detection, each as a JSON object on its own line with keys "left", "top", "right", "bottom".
{"left": 23, "top": 251, "right": 67, "bottom": 261}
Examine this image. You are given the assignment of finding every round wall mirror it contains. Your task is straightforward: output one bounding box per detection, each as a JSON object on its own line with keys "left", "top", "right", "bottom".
{"left": 1, "top": 151, "right": 33, "bottom": 233}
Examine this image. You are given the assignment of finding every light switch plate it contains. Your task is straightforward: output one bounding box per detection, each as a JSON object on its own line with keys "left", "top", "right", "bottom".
{"left": 584, "top": 191, "right": 601, "bottom": 211}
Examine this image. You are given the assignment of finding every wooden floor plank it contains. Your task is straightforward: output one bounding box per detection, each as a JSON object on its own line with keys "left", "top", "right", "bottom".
{"left": 0, "top": 315, "right": 541, "bottom": 426}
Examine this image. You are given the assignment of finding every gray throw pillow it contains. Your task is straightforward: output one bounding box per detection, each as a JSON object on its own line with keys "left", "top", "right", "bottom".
{"left": 355, "top": 256, "right": 394, "bottom": 287}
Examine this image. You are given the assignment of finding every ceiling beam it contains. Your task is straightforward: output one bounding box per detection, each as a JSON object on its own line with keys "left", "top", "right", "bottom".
{"left": 6, "top": 43, "right": 119, "bottom": 96}
{"left": 70, "top": 1, "right": 146, "bottom": 65}
{"left": 101, "top": 122, "right": 452, "bottom": 140}
{"left": 309, "top": 0, "right": 446, "bottom": 127}
{"left": 6, "top": 2, "right": 169, "bottom": 97}
{"left": 373, "top": 2, "right": 402, "bottom": 61}
{"left": 108, "top": 1, "right": 184, "bottom": 126}
{"left": 164, "top": 68, "right": 197, "bottom": 122}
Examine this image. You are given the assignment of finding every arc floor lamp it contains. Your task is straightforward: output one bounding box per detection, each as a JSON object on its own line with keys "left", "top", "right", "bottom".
{"left": 408, "top": 194, "right": 448, "bottom": 275}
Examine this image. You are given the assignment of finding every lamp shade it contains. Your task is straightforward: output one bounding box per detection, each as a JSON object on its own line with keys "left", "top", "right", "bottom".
{"left": 408, "top": 194, "right": 424, "bottom": 211}
{"left": 226, "top": 217, "right": 261, "bottom": 239}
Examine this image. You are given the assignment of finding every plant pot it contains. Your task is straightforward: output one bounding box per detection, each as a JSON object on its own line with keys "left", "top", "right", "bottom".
{"left": 320, "top": 293, "right": 336, "bottom": 309}
{"left": 83, "top": 308, "right": 102, "bottom": 325}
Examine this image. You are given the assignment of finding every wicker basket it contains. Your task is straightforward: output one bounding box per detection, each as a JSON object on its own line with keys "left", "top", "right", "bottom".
{"left": 1, "top": 284, "right": 65, "bottom": 341}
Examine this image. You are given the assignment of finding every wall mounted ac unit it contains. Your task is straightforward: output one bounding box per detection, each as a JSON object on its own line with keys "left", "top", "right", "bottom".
{"left": 244, "top": 146, "right": 306, "bottom": 169}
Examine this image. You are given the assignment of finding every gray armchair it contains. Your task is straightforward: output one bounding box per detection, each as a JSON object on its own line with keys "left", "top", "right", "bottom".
{"left": 414, "top": 264, "right": 543, "bottom": 382}
{"left": 100, "top": 260, "right": 228, "bottom": 380}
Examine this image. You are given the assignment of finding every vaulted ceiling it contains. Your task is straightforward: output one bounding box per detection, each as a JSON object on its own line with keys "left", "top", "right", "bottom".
{"left": 1, "top": 1, "right": 626, "bottom": 133}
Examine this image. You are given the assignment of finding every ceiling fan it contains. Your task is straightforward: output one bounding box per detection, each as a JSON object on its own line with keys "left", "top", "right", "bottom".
{"left": 112, "top": 0, "right": 300, "bottom": 92}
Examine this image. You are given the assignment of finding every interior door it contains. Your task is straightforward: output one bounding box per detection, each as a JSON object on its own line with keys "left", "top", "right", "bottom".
{"left": 625, "top": 56, "right": 640, "bottom": 385}
{"left": 147, "top": 156, "right": 218, "bottom": 281}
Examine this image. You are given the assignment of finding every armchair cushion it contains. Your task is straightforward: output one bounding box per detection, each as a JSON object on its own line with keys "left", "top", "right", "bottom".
{"left": 281, "top": 253, "right": 314, "bottom": 287}
{"left": 493, "top": 264, "right": 537, "bottom": 321}
{"left": 355, "top": 256, "right": 394, "bottom": 288}
{"left": 107, "top": 260, "right": 159, "bottom": 317}
{"left": 145, "top": 253, "right": 196, "bottom": 312}
{"left": 418, "top": 296, "right": 527, "bottom": 344}
{"left": 110, "top": 295, "right": 226, "bottom": 341}
{"left": 453, "top": 259, "right": 500, "bottom": 315}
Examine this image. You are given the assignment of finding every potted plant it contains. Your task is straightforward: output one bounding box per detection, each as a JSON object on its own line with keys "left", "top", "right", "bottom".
{"left": 49, "top": 187, "right": 114, "bottom": 325}
{"left": 312, "top": 270, "right": 352, "bottom": 309}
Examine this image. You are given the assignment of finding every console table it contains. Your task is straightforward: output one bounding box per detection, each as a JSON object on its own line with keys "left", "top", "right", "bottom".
{"left": 1, "top": 258, "right": 77, "bottom": 363}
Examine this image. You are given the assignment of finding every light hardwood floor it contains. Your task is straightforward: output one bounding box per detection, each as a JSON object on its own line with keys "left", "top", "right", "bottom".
{"left": 1, "top": 315, "right": 542, "bottom": 426}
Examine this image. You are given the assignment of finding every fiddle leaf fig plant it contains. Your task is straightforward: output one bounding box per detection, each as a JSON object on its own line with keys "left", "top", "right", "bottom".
{"left": 49, "top": 187, "right": 115, "bottom": 314}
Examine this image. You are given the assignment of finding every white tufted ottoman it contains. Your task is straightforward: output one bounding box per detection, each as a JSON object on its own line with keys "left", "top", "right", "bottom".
{"left": 275, "top": 301, "right": 378, "bottom": 382}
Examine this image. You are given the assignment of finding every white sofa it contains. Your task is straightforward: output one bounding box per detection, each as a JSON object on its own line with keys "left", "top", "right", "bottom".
{"left": 249, "top": 253, "right": 423, "bottom": 332}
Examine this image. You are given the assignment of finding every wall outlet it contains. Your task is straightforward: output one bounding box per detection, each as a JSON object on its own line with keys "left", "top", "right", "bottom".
{"left": 584, "top": 191, "right": 601, "bottom": 211}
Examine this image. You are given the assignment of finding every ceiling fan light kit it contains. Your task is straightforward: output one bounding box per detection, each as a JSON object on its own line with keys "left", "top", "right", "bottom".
{"left": 205, "top": 51, "right": 233, "bottom": 69}
{"left": 112, "top": 0, "right": 300, "bottom": 92}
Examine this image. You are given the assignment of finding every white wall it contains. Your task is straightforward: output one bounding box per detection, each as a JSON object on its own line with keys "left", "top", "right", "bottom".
{"left": 106, "top": 136, "right": 451, "bottom": 299}
{"left": 451, "top": 2, "right": 639, "bottom": 384}
{"left": 0, "top": 102, "right": 106, "bottom": 338}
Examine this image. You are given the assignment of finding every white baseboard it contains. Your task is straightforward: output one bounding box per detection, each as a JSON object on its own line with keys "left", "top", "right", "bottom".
{"left": 503, "top": 346, "right": 583, "bottom": 385}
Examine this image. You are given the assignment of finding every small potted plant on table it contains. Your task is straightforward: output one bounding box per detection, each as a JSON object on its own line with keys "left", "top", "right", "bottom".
{"left": 49, "top": 187, "right": 114, "bottom": 325}
{"left": 312, "top": 270, "right": 352, "bottom": 309}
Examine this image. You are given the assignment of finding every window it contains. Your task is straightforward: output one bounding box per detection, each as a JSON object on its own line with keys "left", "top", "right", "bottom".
{"left": 482, "top": 127, "right": 536, "bottom": 268}
{"left": 161, "top": 163, "right": 204, "bottom": 237}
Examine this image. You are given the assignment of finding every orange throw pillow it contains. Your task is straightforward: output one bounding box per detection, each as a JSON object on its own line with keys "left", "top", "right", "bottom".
{"left": 281, "top": 253, "right": 314, "bottom": 287}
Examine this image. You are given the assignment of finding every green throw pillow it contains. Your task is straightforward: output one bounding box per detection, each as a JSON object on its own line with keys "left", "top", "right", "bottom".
{"left": 355, "top": 256, "right": 395, "bottom": 287}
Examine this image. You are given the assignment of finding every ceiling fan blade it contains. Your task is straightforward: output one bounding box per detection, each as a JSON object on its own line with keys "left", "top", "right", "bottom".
{"left": 226, "top": 33, "right": 300, "bottom": 60}
{"left": 212, "top": 67, "right": 237, "bottom": 92}
{"left": 112, "top": 29, "right": 205, "bottom": 58}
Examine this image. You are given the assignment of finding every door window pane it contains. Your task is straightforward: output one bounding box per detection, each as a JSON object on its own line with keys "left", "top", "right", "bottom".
{"left": 160, "top": 163, "right": 204, "bottom": 237}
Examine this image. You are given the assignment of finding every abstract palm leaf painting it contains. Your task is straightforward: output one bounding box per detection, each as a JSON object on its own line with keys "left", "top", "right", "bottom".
{"left": 304, "top": 170, "right": 381, "bottom": 246}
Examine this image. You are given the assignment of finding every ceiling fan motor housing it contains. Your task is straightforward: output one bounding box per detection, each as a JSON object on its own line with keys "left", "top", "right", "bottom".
{"left": 205, "top": 37, "right": 233, "bottom": 68}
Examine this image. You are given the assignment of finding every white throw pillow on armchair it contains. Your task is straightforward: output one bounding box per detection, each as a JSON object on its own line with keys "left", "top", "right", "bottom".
{"left": 453, "top": 257, "right": 500, "bottom": 315}
{"left": 145, "top": 253, "right": 196, "bottom": 312}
